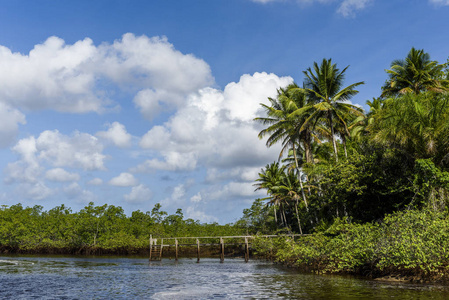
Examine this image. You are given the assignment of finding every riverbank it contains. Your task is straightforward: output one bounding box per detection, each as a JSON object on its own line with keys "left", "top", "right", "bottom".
{"left": 0, "top": 244, "right": 251, "bottom": 259}
{"left": 252, "top": 209, "right": 449, "bottom": 283}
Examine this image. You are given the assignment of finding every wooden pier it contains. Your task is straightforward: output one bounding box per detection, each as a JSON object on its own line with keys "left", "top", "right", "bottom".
{"left": 149, "top": 234, "right": 304, "bottom": 262}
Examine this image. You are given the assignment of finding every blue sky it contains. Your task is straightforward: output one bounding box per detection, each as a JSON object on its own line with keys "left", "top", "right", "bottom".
{"left": 0, "top": 0, "right": 448, "bottom": 223}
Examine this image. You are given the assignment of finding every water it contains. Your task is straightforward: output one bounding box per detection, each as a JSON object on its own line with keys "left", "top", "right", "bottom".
{"left": 1, "top": 256, "right": 449, "bottom": 299}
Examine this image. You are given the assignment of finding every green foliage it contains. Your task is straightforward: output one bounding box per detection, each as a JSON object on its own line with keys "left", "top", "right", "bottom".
{"left": 0, "top": 202, "right": 245, "bottom": 254}
{"left": 253, "top": 209, "right": 449, "bottom": 276}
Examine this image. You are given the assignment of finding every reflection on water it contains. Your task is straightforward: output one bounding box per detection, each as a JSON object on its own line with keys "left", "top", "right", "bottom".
{"left": 0, "top": 256, "right": 448, "bottom": 299}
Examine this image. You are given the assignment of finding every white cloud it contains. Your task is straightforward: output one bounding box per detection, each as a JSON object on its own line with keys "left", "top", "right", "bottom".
{"left": 87, "top": 178, "right": 103, "bottom": 185}
{"left": 109, "top": 172, "right": 138, "bottom": 187}
{"left": 137, "top": 72, "right": 289, "bottom": 172}
{"left": 102, "top": 33, "right": 214, "bottom": 120}
{"left": 19, "top": 182, "right": 54, "bottom": 200}
{"left": 5, "top": 136, "right": 40, "bottom": 184}
{"left": 209, "top": 181, "right": 265, "bottom": 200}
{"left": 132, "top": 152, "right": 198, "bottom": 172}
{"left": 206, "top": 167, "right": 261, "bottom": 183}
{"left": 96, "top": 122, "right": 132, "bottom": 148}
{"left": 124, "top": 184, "right": 153, "bottom": 203}
{"left": 190, "top": 192, "right": 202, "bottom": 203}
{"left": 139, "top": 125, "right": 171, "bottom": 149}
{"left": 186, "top": 206, "right": 218, "bottom": 223}
{"left": 250, "top": 0, "right": 373, "bottom": 16}
{"left": 337, "top": 0, "right": 372, "bottom": 17}
{"left": 36, "top": 130, "right": 106, "bottom": 170}
{"left": 0, "top": 36, "right": 102, "bottom": 112}
{"left": 5, "top": 130, "right": 106, "bottom": 186}
{"left": 0, "top": 33, "right": 213, "bottom": 118}
{"left": 0, "top": 103, "right": 26, "bottom": 148}
{"left": 63, "top": 182, "right": 96, "bottom": 202}
{"left": 45, "top": 168, "right": 80, "bottom": 182}
{"left": 429, "top": 0, "right": 449, "bottom": 5}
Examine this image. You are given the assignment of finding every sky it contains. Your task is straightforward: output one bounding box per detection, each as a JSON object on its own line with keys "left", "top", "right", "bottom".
{"left": 0, "top": 0, "right": 448, "bottom": 224}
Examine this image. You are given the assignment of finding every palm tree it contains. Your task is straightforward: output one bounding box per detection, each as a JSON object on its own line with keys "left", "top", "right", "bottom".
{"left": 277, "top": 171, "right": 304, "bottom": 234}
{"left": 381, "top": 47, "right": 449, "bottom": 97}
{"left": 300, "top": 58, "right": 365, "bottom": 162}
{"left": 255, "top": 84, "right": 311, "bottom": 211}
{"left": 370, "top": 92, "right": 449, "bottom": 166}
{"left": 254, "top": 162, "right": 286, "bottom": 225}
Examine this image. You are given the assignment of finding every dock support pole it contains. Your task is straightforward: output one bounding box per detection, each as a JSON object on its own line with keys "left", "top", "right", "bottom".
{"left": 220, "top": 237, "right": 224, "bottom": 263}
{"left": 196, "top": 238, "right": 200, "bottom": 263}
{"left": 149, "top": 235, "right": 152, "bottom": 261}
{"left": 159, "top": 238, "right": 164, "bottom": 261}
{"left": 245, "top": 237, "right": 249, "bottom": 263}
{"left": 175, "top": 239, "right": 178, "bottom": 261}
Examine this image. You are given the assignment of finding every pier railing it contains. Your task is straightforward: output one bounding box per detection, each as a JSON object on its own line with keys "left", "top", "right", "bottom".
{"left": 149, "top": 234, "right": 306, "bottom": 263}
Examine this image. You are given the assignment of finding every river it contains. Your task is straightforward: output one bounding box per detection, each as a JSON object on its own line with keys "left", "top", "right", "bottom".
{"left": 1, "top": 256, "right": 449, "bottom": 299}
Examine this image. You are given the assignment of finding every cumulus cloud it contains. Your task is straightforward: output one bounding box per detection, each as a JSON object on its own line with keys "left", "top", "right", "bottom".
{"left": 5, "top": 130, "right": 106, "bottom": 190}
{"left": 103, "top": 33, "right": 214, "bottom": 119}
{"left": 124, "top": 184, "right": 153, "bottom": 203}
{"left": 0, "top": 33, "right": 213, "bottom": 118}
{"left": 0, "top": 103, "right": 26, "bottom": 148}
{"left": 136, "top": 72, "right": 290, "bottom": 172}
{"left": 45, "top": 168, "right": 80, "bottom": 182}
{"left": 36, "top": 130, "right": 106, "bottom": 170}
{"left": 96, "top": 122, "right": 132, "bottom": 148}
{"left": 0, "top": 36, "right": 102, "bottom": 112}
{"left": 109, "top": 172, "right": 138, "bottom": 187}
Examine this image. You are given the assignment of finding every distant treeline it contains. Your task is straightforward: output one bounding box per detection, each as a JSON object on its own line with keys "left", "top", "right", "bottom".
{"left": 0, "top": 202, "right": 244, "bottom": 255}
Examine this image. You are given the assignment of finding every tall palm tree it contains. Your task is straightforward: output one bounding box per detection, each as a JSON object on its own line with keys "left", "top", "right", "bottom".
{"left": 255, "top": 84, "right": 311, "bottom": 211}
{"left": 381, "top": 47, "right": 449, "bottom": 97}
{"left": 300, "top": 58, "right": 365, "bottom": 162}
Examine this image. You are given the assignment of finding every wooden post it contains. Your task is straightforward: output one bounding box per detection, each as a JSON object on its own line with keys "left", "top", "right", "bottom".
{"left": 220, "top": 237, "right": 224, "bottom": 263}
{"left": 245, "top": 237, "right": 249, "bottom": 263}
{"left": 149, "top": 235, "right": 153, "bottom": 261}
{"left": 196, "top": 238, "right": 200, "bottom": 263}
{"left": 269, "top": 237, "right": 273, "bottom": 261}
{"left": 175, "top": 238, "right": 178, "bottom": 261}
{"left": 159, "top": 238, "right": 164, "bottom": 261}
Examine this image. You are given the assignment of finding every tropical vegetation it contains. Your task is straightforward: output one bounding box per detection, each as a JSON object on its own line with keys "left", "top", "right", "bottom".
{"left": 2, "top": 47, "right": 449, "bottom": 280}
{"left": 244, "top": 47, "right": 449, "bottom": 279}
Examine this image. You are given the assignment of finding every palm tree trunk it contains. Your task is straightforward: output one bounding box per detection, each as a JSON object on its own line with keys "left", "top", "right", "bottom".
{"left": 329, "top": 112, "right": 339, "bottom": 162}
{"left": 273, "top": 206, "right": 278, "bottom": 225}
{"left": 304, "top": 130, "right": 313, "bottom": 164}
{"left": 282, "top": 207, "right": 288, "bottom": 228}
{"left": 295, "top": 199, "right": 303, "bottom": 235}
{"left": 292, "top": 143, "right": 309, "bottom": 211}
